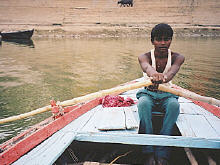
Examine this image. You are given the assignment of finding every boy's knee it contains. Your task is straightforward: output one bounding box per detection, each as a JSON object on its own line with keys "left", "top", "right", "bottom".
{"left": 166, "top": 99, "right": 180, "bottom": 114}
{"left": 169, "top": 101, "right": 179, "bottom": 109}
{"left": 137, "top": 96, "right": 153, "bottom": 116}
{"left": 138, "top": 96, "right": 152, "bottom": 108}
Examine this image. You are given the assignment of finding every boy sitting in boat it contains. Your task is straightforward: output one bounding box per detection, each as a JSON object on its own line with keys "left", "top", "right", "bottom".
{"left": 137, "top": 23, "right": 185, "bottom": 165}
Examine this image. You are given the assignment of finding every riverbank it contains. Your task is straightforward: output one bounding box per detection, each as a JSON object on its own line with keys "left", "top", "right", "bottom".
{"left": 1, "top": 0, "right": 220, "bottom": 38}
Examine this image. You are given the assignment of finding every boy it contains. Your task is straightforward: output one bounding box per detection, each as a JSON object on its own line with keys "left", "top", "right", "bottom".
{"left": 137, "top": 23, "right": 185, "bottom": 165}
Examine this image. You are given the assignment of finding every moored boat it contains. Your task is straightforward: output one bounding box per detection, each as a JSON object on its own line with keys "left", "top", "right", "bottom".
{"left": 0, "top": 29, "right": 34, "bottom": 40}
{"left": 0, "top": 77, "right": 219, "bottom": 165}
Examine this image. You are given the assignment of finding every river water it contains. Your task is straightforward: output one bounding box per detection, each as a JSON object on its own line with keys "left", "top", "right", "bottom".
{"left": 0, "top": 37, "right": 220, "bottom": 143}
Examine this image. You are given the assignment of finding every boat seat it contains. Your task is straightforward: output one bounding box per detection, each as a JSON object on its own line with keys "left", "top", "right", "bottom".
{"left": 152, "top": 111, "right": 164, "bottom": 116}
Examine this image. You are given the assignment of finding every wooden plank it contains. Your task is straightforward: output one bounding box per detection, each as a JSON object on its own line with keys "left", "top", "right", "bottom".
{"left": 105, "top": 128, "right": 138, "bottom": 134}
{"left": 13, "top": 104, "right": 99, "bottom": 165}
{"left": 202, "top": 151, "right": 217, "bottom": 165}
{"left": 177, "top": 114, "right": 219, "bottom": 138}
{"left": 177, "top": 103, "right": 220, "bottom": 165}
{"left": 178, "top": 97, "right": 193, "bottom": 103}
{"left": 80, "top": 105, "right": 104, "bottom": 133}
{"left": 81, "top": 106, "right": 139, "bottom": 133}
{"left": 205, "top": 116, "right": 220, "bottom": 136}
{"left": 176, "top": 114, "right": 196, "bottom": 137}
{"left": 129, "top": 105, "right": 140, "bottom": 122}
{"left": 95, "top": 107, "right": 126, "bottom": 130}
{"left": 184, "top": 148, "right": 198, "bottom": 165}
{"left": 124, "top": 107, "right": 138, "bottom": 130}
{"left": 180, "top": 103, "right": 208, "bottom": 115}
{"left": 192, "top": 104, "right": 217, "bottom": 116}
{"left": 75, "top": 132, "right": 220, "bottom": 149}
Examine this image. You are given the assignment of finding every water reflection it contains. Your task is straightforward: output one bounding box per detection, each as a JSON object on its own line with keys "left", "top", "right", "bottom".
{"left": 1, "top": 39, "right": 34, "bottom": 48}
{"left": 0, "top": 37, "right": 220, "bottom": 143}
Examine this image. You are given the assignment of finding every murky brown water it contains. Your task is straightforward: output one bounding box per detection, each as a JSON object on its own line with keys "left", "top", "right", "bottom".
{"left": 0, "top": 37, "right": 220, "bottom": 143}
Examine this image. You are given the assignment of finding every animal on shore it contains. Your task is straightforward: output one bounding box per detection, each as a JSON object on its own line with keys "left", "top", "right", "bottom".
{"left": 117, "top": 0, "right": 133, "bottom": 7}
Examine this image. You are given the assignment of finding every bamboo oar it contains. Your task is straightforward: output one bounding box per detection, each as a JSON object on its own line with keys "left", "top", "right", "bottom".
{"left": 158, "top": 85, "right": 220, "bottom": 107}
{"left": 0, "top": 80, "right": 219, "bottom": 124}
{"left": 0, "top": 80, "right": 152, "bottom": 124}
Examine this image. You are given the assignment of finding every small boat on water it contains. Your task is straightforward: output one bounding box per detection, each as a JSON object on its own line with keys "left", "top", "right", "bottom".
{"left": 0, "top": 29, "right": 34, "bottom": 40}
{"left": 0, "top": 77, "right": 219, "bottom": 165}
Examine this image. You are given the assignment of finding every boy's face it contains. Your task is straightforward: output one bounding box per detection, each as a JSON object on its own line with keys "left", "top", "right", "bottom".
{"left": 152, "top": 36, "right": 172, "bottom": 53}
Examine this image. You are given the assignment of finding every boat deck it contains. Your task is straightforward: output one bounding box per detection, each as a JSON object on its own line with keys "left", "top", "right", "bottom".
{"left": 72, "top": 91, "right": 220, "bottom": 148}
{"left": 12, "top": 79, "right": 220, "bottom": 165}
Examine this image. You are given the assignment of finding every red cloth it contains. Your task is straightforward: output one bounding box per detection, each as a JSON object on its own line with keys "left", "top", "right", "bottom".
{"left": 100, "top": 95, "right": 135, "bottom": 107}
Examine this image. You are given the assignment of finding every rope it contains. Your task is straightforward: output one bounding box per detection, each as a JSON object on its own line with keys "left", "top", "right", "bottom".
{"left": 109, "top": 150, "right": 132, "bottom": 165}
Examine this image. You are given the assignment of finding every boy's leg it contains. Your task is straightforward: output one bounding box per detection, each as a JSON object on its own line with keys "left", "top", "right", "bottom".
{"left": 155, "top": 96, "right": 180, "bottom": 160}
{"left": 137, "top": 94, "right": 154, "bottom": 154}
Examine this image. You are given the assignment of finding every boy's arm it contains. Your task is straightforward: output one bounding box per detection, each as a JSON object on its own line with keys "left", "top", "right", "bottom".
{"left": 163, "top": 53, "right": 185, "bottom": 83}
{"left": 138, "top": 53, "right": 171, "bottom": 84}
{"left": 138, "top": 53, "right": 158, "bottom": 77}
{"left": 138, "top": 53, "right": 185, "bottom": 84}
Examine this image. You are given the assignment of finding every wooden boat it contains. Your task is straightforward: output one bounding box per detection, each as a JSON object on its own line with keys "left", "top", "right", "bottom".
{"left": 0, "top": 77, "right": 219, "bottom": 165}
{"left": 0, "top": 29, "right": 34, "bottom": 40}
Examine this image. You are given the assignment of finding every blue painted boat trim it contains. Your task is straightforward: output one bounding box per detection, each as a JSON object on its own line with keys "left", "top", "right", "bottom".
{"left": 75, "top": 132, "right": 220, "bottom": 149}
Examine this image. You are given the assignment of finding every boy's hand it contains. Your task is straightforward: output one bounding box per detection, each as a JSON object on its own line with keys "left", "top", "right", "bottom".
{"left": 150, "top": 73, "right": 167, "bottom": 84}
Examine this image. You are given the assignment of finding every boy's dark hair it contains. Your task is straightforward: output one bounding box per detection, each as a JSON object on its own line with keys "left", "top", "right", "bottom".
{"left": 151, "top": 23, "right": 173, "bottom": 42}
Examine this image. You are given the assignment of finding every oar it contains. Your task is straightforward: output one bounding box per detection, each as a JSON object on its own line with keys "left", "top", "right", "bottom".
{"left": 158, "top": 85, "right": 220, "bottom": 107}
{"left": 0, "top": 80, "right": 152, "bottom": 124}
{"left": 0, "top": 80, "right": 219, "bottom": 124}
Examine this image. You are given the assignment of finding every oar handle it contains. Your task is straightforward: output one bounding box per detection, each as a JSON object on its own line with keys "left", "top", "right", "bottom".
{"left": 0, "top": 80, "right": 219, "bottom": 124}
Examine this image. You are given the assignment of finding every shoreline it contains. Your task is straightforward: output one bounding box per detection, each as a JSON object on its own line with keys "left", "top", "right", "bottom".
{"left": 10, "top": 24, "right": 220, "bottom": 39}
{"left": 2, "top": 24, "right": 220, "bottom": 39}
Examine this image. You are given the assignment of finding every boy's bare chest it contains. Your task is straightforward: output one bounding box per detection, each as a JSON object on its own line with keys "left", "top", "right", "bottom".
{"left": 155, "top": 58, "right": 168, "bottom": 73}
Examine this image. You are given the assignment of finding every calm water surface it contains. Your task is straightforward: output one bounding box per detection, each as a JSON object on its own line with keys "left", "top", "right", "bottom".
{"left": 0, "top": 37, "right": 220, "bottom": 143}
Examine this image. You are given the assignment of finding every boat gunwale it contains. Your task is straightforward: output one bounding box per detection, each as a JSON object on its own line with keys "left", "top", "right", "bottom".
{"left": 0, "top": 98, "right": 100, "bottom": 165}
{"left": 74, "top": 131, "right": 220, "bottom": 149}
{"left": 0, "top": 29, "right": 34, "bottom": 39}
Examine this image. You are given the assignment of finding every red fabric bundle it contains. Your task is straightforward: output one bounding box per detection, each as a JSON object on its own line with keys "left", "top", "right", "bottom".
{"left": 100, "top": 95, "right": 135, "bottom": 107}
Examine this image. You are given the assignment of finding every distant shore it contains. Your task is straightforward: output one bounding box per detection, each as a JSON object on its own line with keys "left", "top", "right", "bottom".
{"left": 33, "top": 25, "right": 220, "bottom": 38}
{"left": 1, "top": 0, "right": 220, "bottom": 38}
{"left": 1, "top": 24, "right": 218, "bottom": 39}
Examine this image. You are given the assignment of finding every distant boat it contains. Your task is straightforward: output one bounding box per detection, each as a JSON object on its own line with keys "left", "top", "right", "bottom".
{"left": 0, "top": 29, "right": 34, "bottom": 40}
